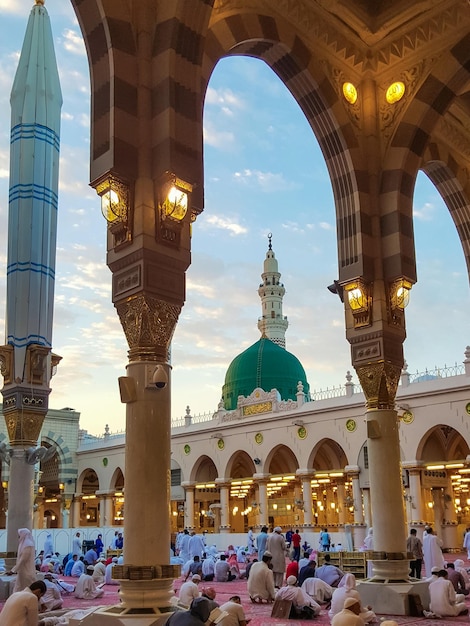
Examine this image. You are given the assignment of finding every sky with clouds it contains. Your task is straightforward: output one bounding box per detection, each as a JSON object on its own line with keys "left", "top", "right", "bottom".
{"left": 0, "top": 1, "right": 468, "bottom": 435}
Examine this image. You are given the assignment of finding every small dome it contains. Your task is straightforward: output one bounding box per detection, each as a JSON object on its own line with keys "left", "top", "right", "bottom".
{"left": 222, "top": 337, "right": 310, "bottom": 410}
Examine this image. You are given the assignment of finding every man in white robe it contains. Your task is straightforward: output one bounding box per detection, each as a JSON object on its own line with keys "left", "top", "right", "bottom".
{"left": 40, "top": 574, "right": 63, "bottom": 611}
{"left": 92, "top": 558, "right": 106, "bottom": 585}
{"left": 105, "top": 557, "right": 120, "bottom": 585}
{"left": 0, "top": 580, "right": 46, "bottom": 626}
{"left": 74, "top": 567, "right": 105, "bottom": 599}
{"left": 275, "top": 576, "right": 321, "bottom": 617}
{"left": 247, "top": 553, "right": 275, "bottom": 603}
{"left": 463, "top": 528, "right": 470, "bottom": 560}
{"left": 429, "top": 569, "right": 467, "bottom": 616}
{"left": 189, "top": 532, "right": 206, "bottom": 560}
{"left": 301, "top": 576, "right": 333, "bottom": 603}
{"left": 266, "top": 527, "right": 286, "bottom": 588}
{"left": 422, "top": 527, "right": 444, "bottom": 574}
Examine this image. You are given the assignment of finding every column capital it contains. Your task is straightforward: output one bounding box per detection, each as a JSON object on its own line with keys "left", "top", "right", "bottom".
{"left": 296, "top": 469, "right": 314, "bottom": 479}
{"left": 253, "top": 473, "right": 271, "bottom": 483}
{"left": 345, "top": 465, "right": 360, "bottom": 477}
{"left": 214, "top": 479, "right": 231, "bottom": 488}
{"left": 181, "top": 482, "right": 196, "bottom": 490}
{"left": 401, "top": 461, "right": 424, "bottom": 472}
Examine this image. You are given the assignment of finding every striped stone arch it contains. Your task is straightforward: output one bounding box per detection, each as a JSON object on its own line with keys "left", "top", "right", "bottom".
{"left": 71, "top": 0, "right": 139, "bottom": 181}
{"left": 421, "top": 145, "right": 470, "bottom": 279}
{"left": 72, "top": 0, "right": 210, "bottom": 208}
{"left": 40, "top": 432, "right": 77, "bottom": 486}
{"left": 203, "top": 12, "right": 370, "bottom": 281}
{"left": 381, "top": 32, "right": 470, "bottom": 282}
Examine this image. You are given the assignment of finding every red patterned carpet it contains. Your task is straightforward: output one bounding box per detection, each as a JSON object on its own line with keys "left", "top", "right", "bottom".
{"left": 2, "top": 555, "right": 470, "bottom": 625}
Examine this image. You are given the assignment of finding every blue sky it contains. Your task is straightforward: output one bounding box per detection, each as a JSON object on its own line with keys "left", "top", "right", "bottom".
{"left": 0, "top": 1, "right": 468, "bottom": 434}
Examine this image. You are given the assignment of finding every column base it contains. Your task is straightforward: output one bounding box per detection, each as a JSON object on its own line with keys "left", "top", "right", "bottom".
{"left": 73, "top": 578, "right": 176, "bottom": 625}
{"left": 357, "top": 578, "right": 430, "bottom": 616}
{"left": 218, "top": 525, "right": 231, "bottom": 533}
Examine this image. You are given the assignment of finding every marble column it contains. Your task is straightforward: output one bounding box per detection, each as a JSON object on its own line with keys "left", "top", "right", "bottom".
{"left": 402, "top": 464, "right": 424, "bottom": 524}
{"left": 363, "top": 489, "right": 372, "bottom": 529}
{"left": 182, "top": 484, "right": 195, "bottom": 530}
{"left": 337, "top": 481, "right": 346, "bottom": 525}
{"left": 254, "top": 475, "right": 269, "bottom": 528}
{"left": 297, "top": 471, "right": 313, "bottom": 528}
{"left": 215, "top": 480, "right": 231, "bottom": 532}
{"left": 71, "top": 497, "right": 81, "bottom": 528}
{"left": 346, "top": 466, "right": 364, "bottom": 524}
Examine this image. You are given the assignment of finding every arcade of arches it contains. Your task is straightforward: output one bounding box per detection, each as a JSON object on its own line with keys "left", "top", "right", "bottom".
{"left": 14, "top": 367, "right": 467, "bottom": 550}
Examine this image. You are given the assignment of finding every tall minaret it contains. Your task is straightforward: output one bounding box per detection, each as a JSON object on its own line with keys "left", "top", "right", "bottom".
{"left": 0, "top": 0, "right": 62, "bottom": 551}
{"left": 257, "top": 233, "right": 289, "bottom": 348}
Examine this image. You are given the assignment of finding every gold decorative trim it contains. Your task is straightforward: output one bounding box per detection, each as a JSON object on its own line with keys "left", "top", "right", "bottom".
{"left": 116, "top": 295, "right": 181, "bottom": 361}
{"left": 242, "top": 402, "right": 272, "bottom": 416}
{"left": 355, "top": 361, "right": 401, "bottom": 409}
{"left": 6, "top": 409, "right": 45, "bottom": 446}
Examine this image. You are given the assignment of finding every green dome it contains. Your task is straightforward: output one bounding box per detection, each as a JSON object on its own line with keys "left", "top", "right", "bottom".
{"left": 222, "top": 337, "right": 310, "bottom": 410}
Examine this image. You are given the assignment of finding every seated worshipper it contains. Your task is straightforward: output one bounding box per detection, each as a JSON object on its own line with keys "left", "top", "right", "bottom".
{"left": 286, "top": 558, "right": 299, "bottom": 581}
{"left": 236, "top": 547, "right": 247, "bottom": 563}
{"left": 40, "top": 573, "right": 63, "bottom": 611}
{"left": 446, "top": 562, "right": 469, "bottom": 595}
{"left": 92, "top": 558, "right": 107, "bottom": 585}
{"left": 35, "top": 550, "right": 45, "bottom": 571}
{"left": 65, "top": 554, "right": 78, "bottom": 576}
{"left": 179, "top": 574, "right": 202, "bottom": 608}
{"left": 105, "top": 557, "right": 120, "bottom": 585}
{"left": 201, "top": 586, "right": 219, "bottom": 612}
{"left": 245, "top": 559, "right": 257, "bottom": 580}
{"left": 166, "top": 596, "right": 211, "bottom": 626}
{"left": 228, "top": 553, "right": 241, "bottom": 579}
{"left": 215, "top": 554, "right": 236, "bottom": 582}
{"left": 429, "top": 568, "right": 467, "bottom": 617}
{"left": 298, "top": 557, "right": 317, "bottom": 586}
{"left": 74, "top": 566, "right": 105, "bottom": 599}
{"left": 202, "top": 554, "right": 215, "bottom": 581}
{"left": 315, "top": 554, "right": 345, "bottom": 587}
{"left": 454, "top": 559, "right": 470, "bottom": 589}
{"left": 0, "top": 580, "right": 46, "bottom": 626}
{"left": 298, "top": 549, "right": 313, "bottom": 571}
{"left": 84, "top": 545, "right": 98, "bottom": 566}
{"left": 328, "top": 573, "right": 376, "bottom": 623}
{"left": 40, "top": 554, "right": 54, "bottom": 573}
{"left": 301, "top": 576, "right": 333, "bottom": 604}
{"left": 219, "top": 594, "right": 250, "bottom": 626}
{"left": 185, "top": 555, "right": 203, "bottom": 580}
{"left": 71, "top": 556, "right": 86, "bottom": 578}
{"left": 275, "top": 576, "right": 321, "bottom": 619}
{"left": 247, "top": 552, "right": 276, "bottom": 603}
{"left": 426, "top": 566, "right": 440, "bottom": 583}
{"left": 331, "top": 597, "right": 365, "bottom": 626}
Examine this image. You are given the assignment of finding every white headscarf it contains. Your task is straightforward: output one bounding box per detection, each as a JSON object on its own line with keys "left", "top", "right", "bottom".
{"left": 17, "top": 528, "right": 35, "bottom": 554}
{"left": 338, "top": 573, "right": 356, "bottom": 591}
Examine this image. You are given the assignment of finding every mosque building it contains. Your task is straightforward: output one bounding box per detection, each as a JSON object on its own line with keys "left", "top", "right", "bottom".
{"left": 0, "top": 237, "right": 468, "bottom": 554}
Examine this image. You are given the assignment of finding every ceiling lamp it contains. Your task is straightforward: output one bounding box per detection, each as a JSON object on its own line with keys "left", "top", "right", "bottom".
{"left": 386, "top": 81, "right": 405, "bottom": 104}
{"left": 342, "top": 82, "right": 358, "bottom": 104}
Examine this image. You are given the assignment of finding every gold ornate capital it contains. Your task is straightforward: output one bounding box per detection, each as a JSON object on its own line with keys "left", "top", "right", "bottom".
{"left": 355, "top": 361, "right": 401, "bottom": 409}
{"left": 0, "top": 346, "right": 14, "bottom": 385}
{"left": 116, "top": 294, "right": 181, "bottom": 361}
{"left": 5, "top": 409, "right": 45, "bottom": 446}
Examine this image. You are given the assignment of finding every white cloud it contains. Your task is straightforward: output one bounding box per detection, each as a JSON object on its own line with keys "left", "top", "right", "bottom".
{"left": 203, "top": 214, "right": 247, "bottom": 235}
{"left": 233, "top": 168, "right": 294, "bottom": 192}
{"left": 61, "top": 28, "right": 86, "bottom": 55}
{"left": 413, "top": 201, "right": 435, "bottom": 221}
{"left": 203, "top": 122, "right": 235, "bottom": 149}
